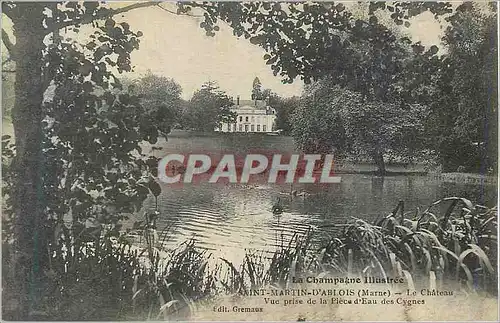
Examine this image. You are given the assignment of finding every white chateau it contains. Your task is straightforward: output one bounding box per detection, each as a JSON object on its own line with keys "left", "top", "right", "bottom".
{"left": 215, "top": 96, "right": 277, "bottom": 133}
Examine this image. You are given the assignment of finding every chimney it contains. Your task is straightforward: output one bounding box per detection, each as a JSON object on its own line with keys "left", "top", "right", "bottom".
{"left": 237, "top": 95, "right": 240, "bottom": 106}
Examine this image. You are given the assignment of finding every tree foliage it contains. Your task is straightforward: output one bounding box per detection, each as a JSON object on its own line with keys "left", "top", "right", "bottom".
{"left": 290, "top": 84, "right": 348, "bottom": 156}
{"left": 426, "top": 3, "right": 497, "bottom": 172}
{"left": 179, "top": 2, "right": 452, "bottom": 88}
{"left": 1, "top": 2, "right": 163, "bottom": 319}
{"left": 126, "top": 71, "right": 183, "bottom": 135}
{"left": 183, "top": 81, "right": 236, "bottom": 132}
{"left": 270, "top": 95, "right": 300, "bottom": 136}
{"left": 41, "top": 13, "right": 163, "bottom": 211}
{"left": 255, "top": 87, "right": 299, "bottom": 135}
{"left": 182, "top": 1, "right": 496, "bottom": 173}
{"left": 291, "top": 80, "right": 428, "bottom": 173}
{"left": 251, "top": 76, "right": 263, "bottom": 100}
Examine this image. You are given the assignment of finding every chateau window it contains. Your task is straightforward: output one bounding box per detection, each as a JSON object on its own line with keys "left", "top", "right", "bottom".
{"left": 263, "top": 125, "right": 267, "bottom": 132}
{"left": 239, "top": 124, "right": 243, "bottom": 132}
{"left": 257, "top": 125, "right": 261, "bottom": 132}
{"left": 239, "top": 116, "right": 243, "bottom": 122}
{"left": 251, "top": 125, "right": 255, "bottom": 132}
{"left": 245, "top": 125, "right": 249, "bottom": 132}
{"left": 245, "top": 116, "right": 249, "bottom": 122}
{"left": 251, "top": 116, "right": 255, "bottom": 122}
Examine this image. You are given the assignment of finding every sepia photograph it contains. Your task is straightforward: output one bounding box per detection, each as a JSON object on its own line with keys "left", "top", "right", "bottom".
{"left": 1, "top": 1, "right": 498, "bottom": 321}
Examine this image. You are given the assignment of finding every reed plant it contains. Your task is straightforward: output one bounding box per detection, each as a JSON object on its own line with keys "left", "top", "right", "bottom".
{"left": 2, "top": 197, "right": 497, "bottom": 320}
{"left": 229, "top": 197, "right": 498, "bottom": 296}
{"left": 2, "top": 212, "right": 218, "bottom": 320}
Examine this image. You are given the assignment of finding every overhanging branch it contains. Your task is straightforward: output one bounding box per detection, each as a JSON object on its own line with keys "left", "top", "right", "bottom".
{"left": 156, "top": 3, "right": 203, "bottom": 17}
{"left": 45, "top": 1, "right": 161, "bottom": 34}
{"left": 155, "top": 3, "right": 181, "bottom": 16}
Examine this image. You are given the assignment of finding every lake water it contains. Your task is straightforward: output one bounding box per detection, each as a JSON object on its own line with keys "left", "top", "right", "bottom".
{"left": 137, "top": 132, "right": 497, "bottom": 264}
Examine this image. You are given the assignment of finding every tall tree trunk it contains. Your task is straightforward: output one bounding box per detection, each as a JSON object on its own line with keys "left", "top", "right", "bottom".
{"left": 373, "top": 148, "right": 386, "bottom": 176}
{"left": 9, "top": 5, "right": 47, "bottom": 319}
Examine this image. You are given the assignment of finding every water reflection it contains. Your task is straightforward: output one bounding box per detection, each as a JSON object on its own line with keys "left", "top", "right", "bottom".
{"left": 371, "top": 176, "right": 385, "bottom": 197}
{"left": 136, "top": 175, "right": 496, "bottom": 264}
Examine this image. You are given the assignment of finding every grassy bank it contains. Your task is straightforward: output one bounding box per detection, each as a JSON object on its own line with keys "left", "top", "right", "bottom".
{"left": 433, "top": 172, "right": 498, "bottom": 185}
{"left": 146, "top": 131, "right": 433, "bottom": 175}
{"left": 2, "top": 197, "right": 497, "bottom": 320}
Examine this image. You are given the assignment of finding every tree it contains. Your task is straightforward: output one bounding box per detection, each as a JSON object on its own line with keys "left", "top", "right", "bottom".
{"left": 184, "top": 81, "right": 236, "bottom": 132}
{"left": 251, "top": 76, "right": 262, "bottom": 100}
{"left": 292, "top": 79, "right": 429, "bottom": 174}
{"left": 259, "top": 88, "right": 298, "bottom": 135}
{"left": 1, "top": 2, "right": 163, "bottom": 318}
{"left": 127, "top": 71, "right": 183, "bottom": 135}
{"left": 426, "top": 3, "right": 497, "bottom": 172}
{"left": 290, "top": 84, "right": 348, "bottom": 156}
{"left": 35, "top": 67, "right": 161, "bottom": 320}
{"left": 184, "top": 2, "right": 495, "bottom": 173}
{"left": 180, "top": 2, "right": 453, "bottom": 89}
{"left": 274, "top": 96, "right": 299, "bottom": 135}
{"left": 182, "top": 2, "right": 443, "bottom": 174}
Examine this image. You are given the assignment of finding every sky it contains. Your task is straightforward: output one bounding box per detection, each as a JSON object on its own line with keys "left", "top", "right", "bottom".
{"left": 112, "top": 2, "right": 447, "bottom": 100}
{"left": 114, "top": 3, "right": 304, "bottom": 100}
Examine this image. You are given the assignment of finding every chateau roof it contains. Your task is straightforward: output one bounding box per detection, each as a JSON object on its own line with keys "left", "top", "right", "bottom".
{"left": 232, "top": 99, "right": 268, "bottom": 109}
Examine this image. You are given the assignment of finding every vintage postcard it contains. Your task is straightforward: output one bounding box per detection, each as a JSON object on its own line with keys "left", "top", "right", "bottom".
{"left": 1, "top": 1, "right": 498, "bottom": 321}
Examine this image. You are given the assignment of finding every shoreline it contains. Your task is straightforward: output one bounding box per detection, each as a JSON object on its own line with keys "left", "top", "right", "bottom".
{"left": 431, "top": 172, "right": 498, "bottom": 185}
